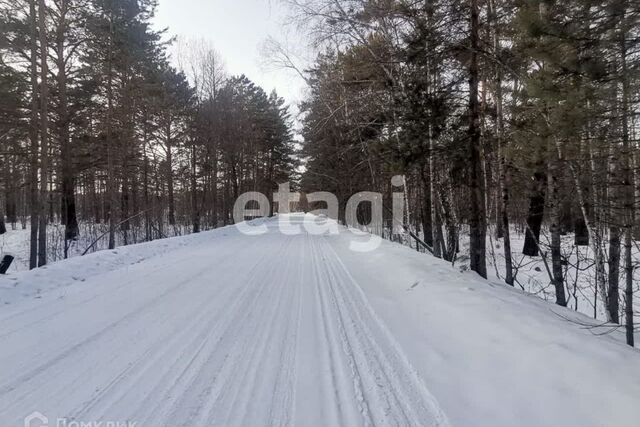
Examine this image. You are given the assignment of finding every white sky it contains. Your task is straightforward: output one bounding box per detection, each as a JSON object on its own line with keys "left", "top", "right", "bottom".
{"left": 153, "top": 0, "right": 310, "bottom": 111}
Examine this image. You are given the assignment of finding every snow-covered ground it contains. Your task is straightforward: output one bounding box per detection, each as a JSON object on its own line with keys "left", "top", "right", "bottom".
{"left": 0, "top": 221, "right": 193, "bottom": 272}
{"left": 481, "top": 228, "right": 640, "bottom": 325}
{"left": 1, "top": 214, "right": 639, "bottom": 427}
{"left": 0, "top": 224, "right": 30, "bottom": 270}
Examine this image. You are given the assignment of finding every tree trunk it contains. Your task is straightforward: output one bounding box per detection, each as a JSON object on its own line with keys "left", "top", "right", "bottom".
{"left": 420, "top": 165, "right": 433, "bottom": 247}
{"left": 574, "top": 133, "right": 590, "bottom": 246}
{"left": 549, "top": 155, "right": 567, "bottom": 306}
{"left": 191, "top": 143, "right": 200, "bottom": 233}
{"left": 624, "top": 222, "right": 634, "bottom": 346}
{"left": 439, "top": 179, "right": 459, "bottom": 262}
{"left": 429, "top": 130, "right": 444, "bottom": 258}
{"left": 55, "top": 0, "right": 78, "bottom": 256}
{"left": 608, "top": 224, "right": 621, "bottom": 323}
{"left": 468, "top": 0, "right": 487, "bottom": 278}
{"left": 28, "top": 0, "right": 39, "bottom": 270}
{"left": 121, "top": 179, "right": 130, "bottom": 245}
{"left": 608, "top": 128, "right": 621, "bottom": 323}
{"left": 143, "top": 152, "right": 151, "bottom": 241}
{"left": 106, "top": 14, "right": 117, "bottom": 250}
{"left": 499, "top": 131, "right": 514, "bottom": 285}
{"left": 574, "top": 214, "right": 589, "bottom": 246}
{"left": 619, "top": 24, "right": 635, "bottom": 346}
{"left": 523, "top": 168, "right": 546, "bottom": 256}
{"left": 37, "top": 0, "right": 49, "bottom": 267}
{"left": 489, "top": 0, "right": 514, "bottom": 284}
{"left": 4, "top": 161, "right": 17, "bottom": 226}
{"left": 166, "top": 135, "right": 175, "bottom": 226}
{"left": 211, "top": 145, "right": 219, "bottom": 227}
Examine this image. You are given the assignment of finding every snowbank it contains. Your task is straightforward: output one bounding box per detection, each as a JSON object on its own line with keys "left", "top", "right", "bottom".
{"left": 330, "top": 226, "right": 640, "bottom": 427}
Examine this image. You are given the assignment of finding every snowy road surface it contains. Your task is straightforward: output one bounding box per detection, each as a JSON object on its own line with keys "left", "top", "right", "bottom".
{"left": 2, "top": 214, "right": 640, "bottom": 427}
{"left": 0, "top": 215, "right": 448, "bottom": 427}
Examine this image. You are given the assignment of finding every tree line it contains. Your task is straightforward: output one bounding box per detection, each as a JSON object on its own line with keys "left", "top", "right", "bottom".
{"left": 0, "top": 1, "right": 296, "bottom": 262}
{"left": 287, "top": 0, "right": 638, "bottom": 346}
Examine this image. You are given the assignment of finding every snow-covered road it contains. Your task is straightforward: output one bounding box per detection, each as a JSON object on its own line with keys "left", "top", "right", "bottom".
{"left": 2, "top": 214, "right": 640, "bottom": 427}
{"left": 0, "top": 215, "right": 448, "bottom": 427}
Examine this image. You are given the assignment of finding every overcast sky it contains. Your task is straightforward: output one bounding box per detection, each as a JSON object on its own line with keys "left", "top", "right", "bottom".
{"left": 153, "top": 0, "right": 309, "bottom": 111}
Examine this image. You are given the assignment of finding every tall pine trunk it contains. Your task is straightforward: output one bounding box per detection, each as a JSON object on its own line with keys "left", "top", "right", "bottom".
{"left": 607, "top": 142, "right": 621, "bottom": 323}
{"left": 55, "top": 0, "right": 78, "bottom": 257}
{"left": 468, "top": 0, "right": 487, "bottom": 278}
{"left": 191, "top": 142, "right": 200, "bottom": 233}
{"left": 429, "top": 129, "right": 444, "bottom": 258}
{"left": 489, "top": 0, "right": 513, "bottom": 285}
{"left": 28, "top": 0, "right": 39, "bottom": 270}
{"left": 523, "top": 167, "right": 546, "bottom": 256}
{"left": 549, "top": 154, "right": 567, "bottom": 306}
{"left": 620, "top": 22, "right": 635, "bottom": 346}
{"left": 106, "top": 14, "right": 117, "bottom": 250}
{"left": 37, "top": 0, "right": 49, "bottom": 267}
{"left": 166, "top": 134, "right": 175, "bottom": 226}
{"left": 420, "top": 165, "right": 433, "bottom": 247}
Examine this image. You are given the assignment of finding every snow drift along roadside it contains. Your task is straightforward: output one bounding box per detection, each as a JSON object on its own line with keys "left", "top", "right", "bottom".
{"left": 0, "top": 220, "right": 264, "bottom": 306}
{"left": 328, "top": 221, "right": 640, "bottom": 427}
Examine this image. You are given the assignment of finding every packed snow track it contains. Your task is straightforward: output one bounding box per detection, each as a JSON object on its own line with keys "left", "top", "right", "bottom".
{"left": 0, "top": 215, "right": 449, "bottom": 427}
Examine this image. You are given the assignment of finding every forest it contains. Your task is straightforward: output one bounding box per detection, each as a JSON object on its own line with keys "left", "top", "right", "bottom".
{"left": 287, "top": 0, "right": 640, "bottom": 347}
{"left": 0, "top": 1, "right": 296, "bottom": 260}
{"left": 0, "top": 0, "right": 639, "bottom": 347}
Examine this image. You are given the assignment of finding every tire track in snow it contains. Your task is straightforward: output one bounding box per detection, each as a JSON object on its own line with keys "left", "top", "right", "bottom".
{"left": 215, "top": 238, "right": 297, "bottom": 426}
{"left": 153, "top": 236, "right": 297, "bottom": 426}
{"left": 316, "top": 235, "right": 449, "bottom": 427}
{"left": 0, "top": 236, "right": 271, "bottom": 423}
{"left": 307, "top": 232, "right": 372, "bottom": 426}
{"left": 68, "top": 246, "right": 269, "bottom": 421}
{"left": 191, "top": 237, "right": 296, "bottom": 426}
{"left": 0, "top": 262, "right": 217, "bottom": 402}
